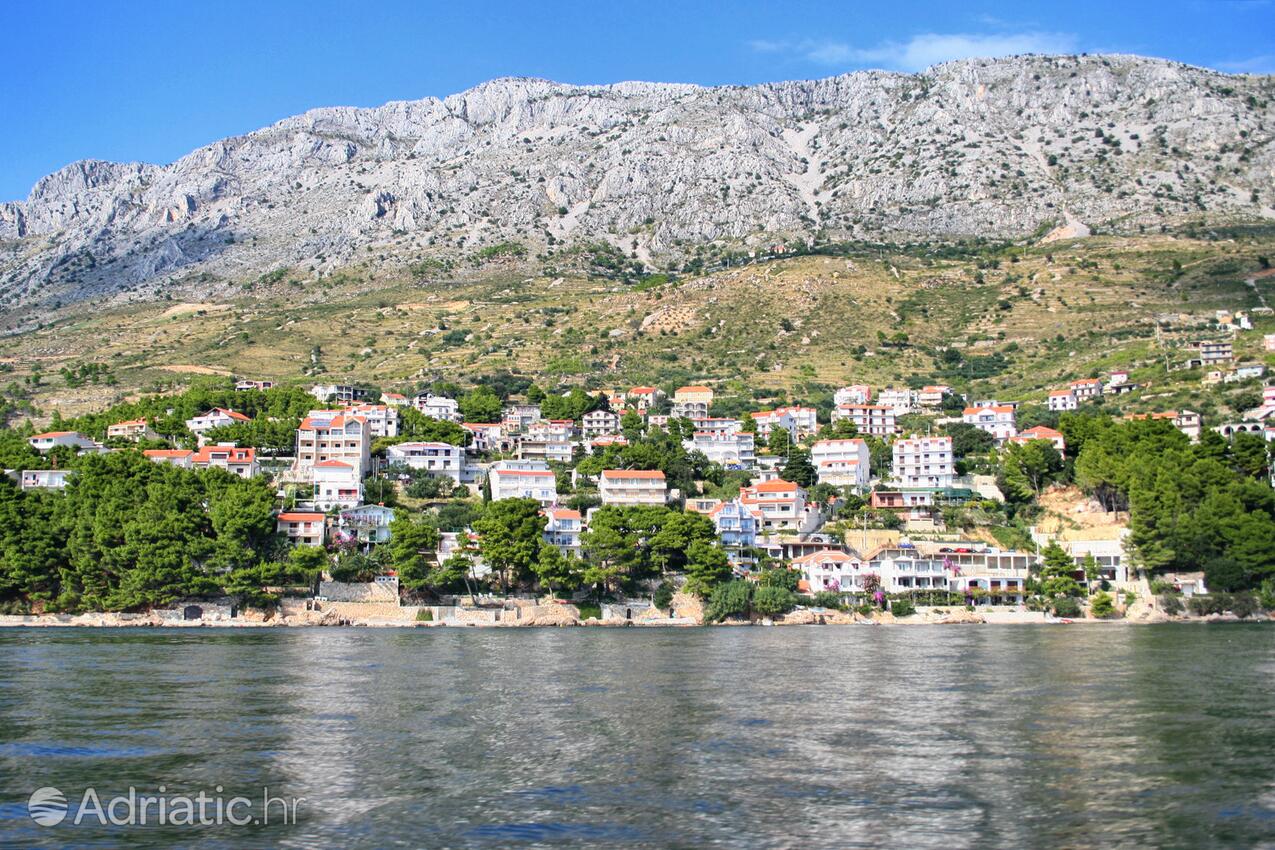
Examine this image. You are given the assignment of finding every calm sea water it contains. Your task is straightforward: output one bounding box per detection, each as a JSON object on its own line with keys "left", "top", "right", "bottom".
{"left": 0, "top": 624, "right": 1272, "bottom": 849}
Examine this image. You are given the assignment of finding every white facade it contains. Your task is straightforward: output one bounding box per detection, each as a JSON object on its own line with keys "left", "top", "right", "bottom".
{"left": 811, "top": 439, "right": 870, "bottom": 489}
{"left": 877, "top": 388, "right": 916, "bottom": 413}
{"left": 891, "top": 435, "right": 955, "bottom": 488}
{"left": 386, "top": 441, "right": 463, "bottom": 482}
{"left": 1048, "top": 390, "right": 1077, "bottom": 412}
{"left": 415, "top": 394, "right": 462, "bottom": 422}
{"left": 582, "top": 409, "right": 620, "bottom": 440}
{"left": 297, "top": 411, "right": 371, "bottom": 476}
{"left": 312, "top": 461, "right": 363, "bottom": 510}
{"left": 962, "top": 406, "right": 1017, "bottom": 442}
{"left": 344, "top": 404, "right": 399, "bottom": 438}
{"left": 19, "top": 469, "right": 73, "bottom": 490}
{"left": 832, "top": 405, "right": 897, "bottom": 437}
{"left": 185, "top": 408, "right": 251, "bottom": 440}
{"left": 543, "top": 508, "right": 583, "bottom": 557}
{"left": 688, "top": 431, "right": 756, "bottom": 468}
{"left": 28, "top": 431, "right": 101, "bottom": 453}
{"left": 834, "top": 385, "right": 872, "bottom": 406}
{"left": 599, "top": 469, "right": 667, "bottom": 506}
{"left": 488, "top": 460, "right": 558, "bottom": 505}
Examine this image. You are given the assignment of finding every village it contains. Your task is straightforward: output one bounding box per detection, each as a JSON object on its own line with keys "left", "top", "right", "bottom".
{"left": 8, "top": 319, "right": 1274, "bottom": 627}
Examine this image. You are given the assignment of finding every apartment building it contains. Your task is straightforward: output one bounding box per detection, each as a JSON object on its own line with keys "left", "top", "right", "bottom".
{"left": 961, "top": 405, "right": 1017, "bottom": 442}
{"left": 811, "top": 439, "right": 870, "bottom": 489}
{"left": 877, "top": 388, "right": 916, "bottom": 413}
{"left": 296, "top": 411, "right": 371, "bottom": 475}
{"left": 1070, "top": 378, "right": 1102, "bottom": 401}
{"left": 688, "top": 431, "right": 756, "bottom": 468}
{"left": 502, "top": 403, "right": 542, "bottom": 432}
{"left": 891, "top": 435, "right": 954, "bottom": 488}
{"left": 542, "top": 508, "right": 583, "bottom": 557}
{"left": 599, "top": 469, "right": 668, "bottom": 506}
{"left": 386, "top": 441, "right": 464, "bottom": 482}
{"left": 310, "top": 385, "right": 367, "bottom": 405}
{"left": 671, "top": 385, "right": 714, "bottom": 419}
{"left": 739, "top": 478, "right": 808, "bottom": 532}
{"left": 710, "top": 499, "right": 758, "bottom": 561}
{"left": 582, "top": 409, "right": 620, "bottom": 440}
{"left": 276, "top": 512, "right": 327, "bottom": 546}
{"left": 626, "top": 386, "right": 664, "bottom": 412}
{"left": 344, "top": 404, "right": 399, "bottom": 438}
{"left": 832, "top": 404, "right": 897, "bottom": 437}
{"left": 312, "top": 460, "right": 363, "bottom": 510}
{"left": 488, "top": 460, "right": 558, "bottom": 505}
{"left": 917, "top": 385, "right": 951, "bottom": 408}
{"left": 833, "top": 385, "right": 872, "bottom": 406}
{"left": 185, "top": 408, "right": 251, "bottom": 442}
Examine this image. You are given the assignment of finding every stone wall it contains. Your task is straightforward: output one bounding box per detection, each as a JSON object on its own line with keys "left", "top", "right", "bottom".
{"left": 318, "top": 579, "right": 400, "bottom": 603}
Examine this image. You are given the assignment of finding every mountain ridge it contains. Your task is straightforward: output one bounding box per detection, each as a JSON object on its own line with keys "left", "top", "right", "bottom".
{"left": 2, "top": 53, "right": 1273, "bottom": 312}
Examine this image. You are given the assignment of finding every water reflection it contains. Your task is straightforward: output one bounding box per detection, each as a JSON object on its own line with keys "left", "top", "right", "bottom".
{"left": 0, "top": 624, "right": 1271, "bottom": 848}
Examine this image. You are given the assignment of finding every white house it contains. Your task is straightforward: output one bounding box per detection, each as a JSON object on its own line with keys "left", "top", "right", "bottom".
{"left": 190, "top": 444, "right": 259, "bottom": 478}
{"left": 688, "top": 431, "right": 756, "bottom": 468}
{"left": 415, "top": 394, "right": 461, "bottom": 422}
{"left": 671, "top": 386, "right": 714, "bottom": 419}
{"left": 185, "top": 408, "right": 251, "bottom": 442}
{"left": 297, "top": 411, "right": 371, "bottom": 476}
{"left": 312, "top": 460, "right": 363, "bottom": 510}
{"left": 543, "top": 508, "right": 583, "bottom": 557}
{"left": 599, "top": 469, "right": 667, "bottom": 506}
{"left": 832, "top": 404, "right": 897, "bottom": 437}
{"left": 335, "top": 504, "right": 396, "bottom": 546}
{"left": 28, "top": 431, "right": 102, "bottom": 453}
{"left": 877, "top": 388, "right": 916, "bottom": 413}
{"left": 833, "top": 385, "right": 872, "bottom": 406}
{"left": 277, "top": 511, "right": 326, "bottom": 546}
{"left": 343, "top": 404, "right": 399, "bottom": 438}
{"left": 1009, "top": 426, "right": 1066, "bottom": 453}
{"left": 891, "top": 435, "right": 954, "bottom": 489}
{"left": 582, "top": 409, "right": 620, "bottom": 440}
{"left": 19, "top": 469, "right": 73, "bottom": 490}
{"left": 962, "top": 406, "right": 1017, "bottom": 442}
{"left": 310, "top": 385, "right": 366, "bottom": 405}
{"left": 1070, "top": 379, "right": 1102, "bottom": 401}
{"left": 739, "top": 478, "right": 809, "bottom": 532}
{"left": 791, "top": 550, "right": 872, "bottom": 595}
{"left": 488, "top": 460, "right": 558, "bottom": 505}
{"left": 917, "top": 385, "right": 951, "bottom": 408}
{"left": 811, "top": 439, "right": 870, "bottom": 489}
{"left": 1048, "top": 390, "right": 1077, "bottom": 412}
{"left": 502, "top": 404, "right": 542, "bottom": 432}
{"left": 386, "top": 441, "right": 464, "bottom": 482}
{"left": 106, "top": 418, "right": 158, "bottom": 441}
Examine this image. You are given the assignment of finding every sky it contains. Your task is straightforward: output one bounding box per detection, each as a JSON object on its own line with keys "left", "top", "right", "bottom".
{"left": 2, "top": 0, "right": 1273, "bottom": 201}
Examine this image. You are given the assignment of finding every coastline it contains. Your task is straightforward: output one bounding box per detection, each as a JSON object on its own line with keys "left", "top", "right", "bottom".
{"left": 0, "top": 608, "right": 1259, "bottom": 629}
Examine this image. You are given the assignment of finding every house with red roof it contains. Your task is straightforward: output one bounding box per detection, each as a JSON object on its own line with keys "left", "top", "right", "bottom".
{"left": 599, "top": 469, "right": 667, "bottom": 506}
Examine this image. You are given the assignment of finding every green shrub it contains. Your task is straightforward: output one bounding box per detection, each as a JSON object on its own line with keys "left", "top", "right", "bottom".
{"left": 757, "top": 568, "right": 800, "bottom": 591}
{"left": 855, "top": 602, "right": 875, "bottom": 617}
{"left": 751, "top": 586, "right": 797, "bottom": 618}
{"left": 415, "top": 608, "right": 433, "bottom": 622}
{"left": 575, "top": 602, "right": 602, "bottom": 621}
{"left": 890, "top": 598, "right": 917, "bottom": 617}
{"left": 704, "top": 581, "right": 752, "bottom": 623}
{"left": 1159, "top": 593, "right": 1184, "bottom": 615}
{"left": 1149, "top": 578, "right": 1178, "bottom": 595}
{"left": 1053, "top": 597, "right": 1083, "bottom": 618}
{"left": 1231, "top": 593, "right": 1258, "bottom": 619}
{"left": 1090, "top": 591, "right": 1115, "bottom": 619}
{"left": 1188, "top": 594, "right": 1226, "bottom": 617}
{"left": 812, "top": 591, "right": 843, "bottom": 610}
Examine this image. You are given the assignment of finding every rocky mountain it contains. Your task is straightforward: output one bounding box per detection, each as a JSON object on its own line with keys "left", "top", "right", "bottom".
{"left": 1, "top": 53, "right": 1272, "bottom": 310}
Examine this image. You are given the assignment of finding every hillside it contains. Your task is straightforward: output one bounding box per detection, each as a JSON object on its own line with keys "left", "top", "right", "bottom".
{"left": 1, "top": 54, "right": 1273, "bottom": 319}
{"left": 4, "top": 232, "right": 1273, "bottom": 422}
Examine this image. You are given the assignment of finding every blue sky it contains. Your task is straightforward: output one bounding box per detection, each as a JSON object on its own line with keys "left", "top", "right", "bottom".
{"left": 2, "top": 0, "right": 1272, "bottom": 201}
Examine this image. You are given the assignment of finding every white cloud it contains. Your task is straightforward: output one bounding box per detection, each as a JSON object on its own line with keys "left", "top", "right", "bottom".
{"left": 749, "top": 31, "right": 1080, "bottom": 73}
